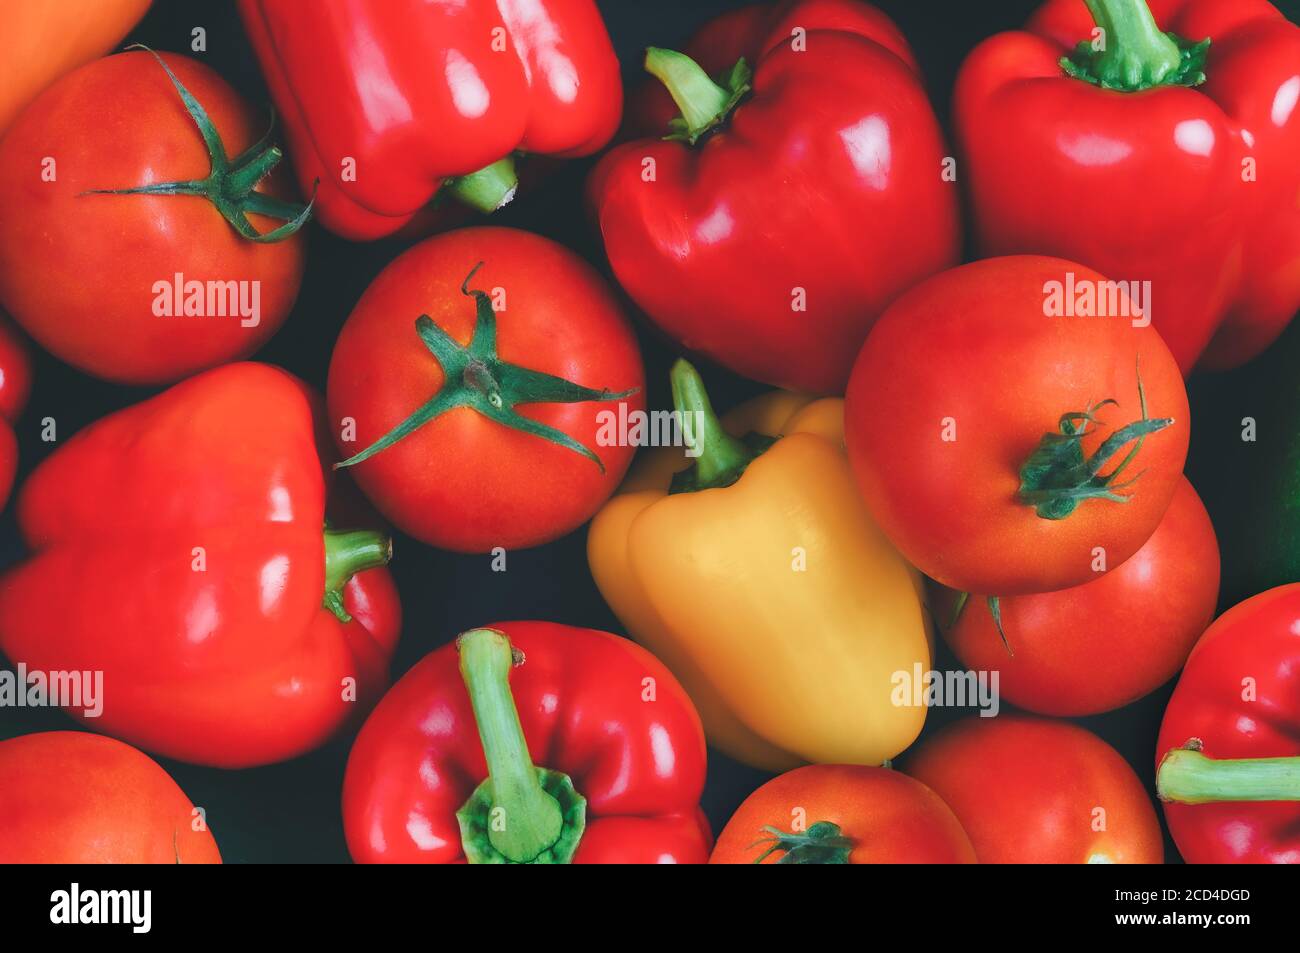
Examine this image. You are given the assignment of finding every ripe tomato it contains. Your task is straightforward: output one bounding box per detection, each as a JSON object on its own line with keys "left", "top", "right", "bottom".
{"left": 709, "top": 764, "right": 975, "bottom": 864}
{"left": 905, "top": 715, "right": 1163, "bottom": 864}
{"left": 327, "top": 227, "right": 644, "bottom": 552}
{"left": 0, "top": 313, "right": 31, "bottom": 510}
{"left": 0, "top": 49, "right": 307, "bottom": 384}
{"left": 940, "top": 476, "right": 1219, "bottom": 716}
{"left": 0, "top": 731, "right": 221, "bottom": 863}
{"left": 845, "top": 255, "right": 1189, "bottom": 595}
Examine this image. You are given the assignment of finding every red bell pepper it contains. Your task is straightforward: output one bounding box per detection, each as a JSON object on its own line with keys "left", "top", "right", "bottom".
{"left": 955, "top": 0, "right": 1300, "bottom": 373}
{"left": 1156, "top": 584, "right": 1300, "bottom": 863}
{"left": 0, "top": 312, "right": 31, "bottom": 511}
{"left": 623, "top": 0, "right": 922, "bottom": 138}
{"left": 343, "top": 623, "right": 711, "bottom": 863}
{"left": 588, "top": 0, "right": 960, "bottom": 394}
{"left": 0, "top": 363, "right": 400, "bottom": 768}
{"left": 238, "top": 0, "right": 623, "bottom": 240}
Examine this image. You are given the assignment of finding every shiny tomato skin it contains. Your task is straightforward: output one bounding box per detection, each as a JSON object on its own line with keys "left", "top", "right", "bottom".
{"left": 0, "top": 731, "right": 222, "bottom": 863}
{"left": 709, "top": 764, "right": 976, "bottom": 864}
{"left": 327, "top": 227, "right": 644, "bottom": 552}
{"left": 905, "top": 715, "right": 1163, "bottom": 864}
{"left": 942, "top": 477, "right": 1219, "bottom": 716}
{"left": 845, "top": 256, "right": 1189, "bottom": 595}
{"left": 0, "top": 51, "right": 305, "bottom": 384}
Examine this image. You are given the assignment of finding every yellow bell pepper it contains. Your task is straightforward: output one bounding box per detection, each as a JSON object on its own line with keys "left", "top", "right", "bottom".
{"left": 1, "top": 0, "right": 152, "bottom": 136}
{"left": 588, "top": 359, "right": 931, "bottom": 772}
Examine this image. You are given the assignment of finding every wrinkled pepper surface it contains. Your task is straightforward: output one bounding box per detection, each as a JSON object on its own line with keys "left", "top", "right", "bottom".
{"left": 239, "top": 0, "right": 623, "bottom": 240}
{"left": 0, "top": 363, "right": 400, "bottom": 768}
{"left": 588, "top": 360, "right": 930, "bottom": 771}
{"left": 343, "top": 623, "right": 710, "bottom": 863}
{"left": 956, "top": 0, "right": 1300, "bottom": 372}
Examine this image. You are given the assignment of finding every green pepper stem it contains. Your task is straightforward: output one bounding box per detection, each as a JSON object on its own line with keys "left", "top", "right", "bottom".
{"left": 443, "top": 156, "right": 519, "bottom": 214}
{"left": 1157, "top": 746, "right": 1300, "bottom": 804}
{"left": 324, "top": 528, "right": 391, "bottom": 592}
{"left": 1084, "top": 0, "right": 1181, "bottom": 75}
{"left": 457, "top": 629, "right": 564, "bottom": 862}
{"left": 1062, "top": 0, "right": 1208, "bottom": 91}
{"left": 321, "top": 528, "right": 391, "bottom": 623}
{"left": 645, "top": 47, "right": 732, "bottom": 137}
{"left": 670, "top": 358, "right": 760, "bottom": 491}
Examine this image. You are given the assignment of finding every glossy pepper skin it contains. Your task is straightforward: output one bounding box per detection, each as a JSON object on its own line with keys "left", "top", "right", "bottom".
{"left": 588, "top": 1, "right": 959, "bottom": 394}
{"left": 0, "top": 313, "right": 31, "bottom": 511}
{"left": 588, "top": 361, "right": 930, "bottom": 772}
{"left": 1156, "top": 585, "right": 1300, "bottom": 863}
{"left": 0, "top": 731, "right": 221, "bottom": 864}
{"left": 239, "top": 0, "right": 622, "bottom": 240}
{"left": 955, "top": 0, "right": 1300, "bottom": 373}
{"left": 0, "top": 363, "right": 400, "bottom": 768}
{"left": 343, "top": 623, "right": 710, "bottom": 864}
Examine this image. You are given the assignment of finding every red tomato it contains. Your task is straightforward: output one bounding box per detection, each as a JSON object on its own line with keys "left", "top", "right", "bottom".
{"left": 940, "top": 476, "right": 1219, "bottom": 716}
{"left": 905, "top": 715, "right": 1163, "bottom": 863}
{"left": 0, "top": 50, "right": 306, "bottom": 384}
{"left": 327, "top": 227, "right": 644, "bottom": 552}
{"left": 845, "top": 255, "right": 1189, "bottom": 595}
{"left": 0, "top": 731, "right": 221, "bottom": 863}
{"left": 709, "top": 764, "right": 975, "bottom": 864}
{"left": 0, "top": 313, "right": 31, "bottom": 509}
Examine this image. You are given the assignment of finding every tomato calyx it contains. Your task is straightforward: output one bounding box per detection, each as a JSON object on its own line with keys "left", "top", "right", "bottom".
{"left": 454, "top": 628, "right": 587, "bottom": 864}
{"left": 440, "top": 156, "right": 520, "bottom": 214}
{"left": 750, "top": 821, "right": 854, "bottom": 864}
{"left": 322, "top": 527, "right": 392, "bottom": 623}
{"left": 1060, "top": 0, "right": 1208, "bottom": 92}
{"left": 646, "top": 48, "right": 752, "bottom": 145}
{"left": 986, "top": 596, "right": 1013, "bottom": 656}
{"left": 80, "top": 46, "right": 315, "bottom": 243}
{"left": 1157, "top": 739, "right": 1300, "bottom": 804}
{"left": 336, "top": 263, "right": 638, "bottom": 474}
{"left": 1017, "top": 364, "right": 1173, "bottom": 520}
{"left": 951, "top": 592, "right": 1015, "bottom": 657}
{"left": 668, "top": 358, "right": 776, "bottom": 494}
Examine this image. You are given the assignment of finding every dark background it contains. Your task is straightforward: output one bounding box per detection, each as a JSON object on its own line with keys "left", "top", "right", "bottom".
{"left": 2, "top": 0, "right": 1298, "bottom": 863}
